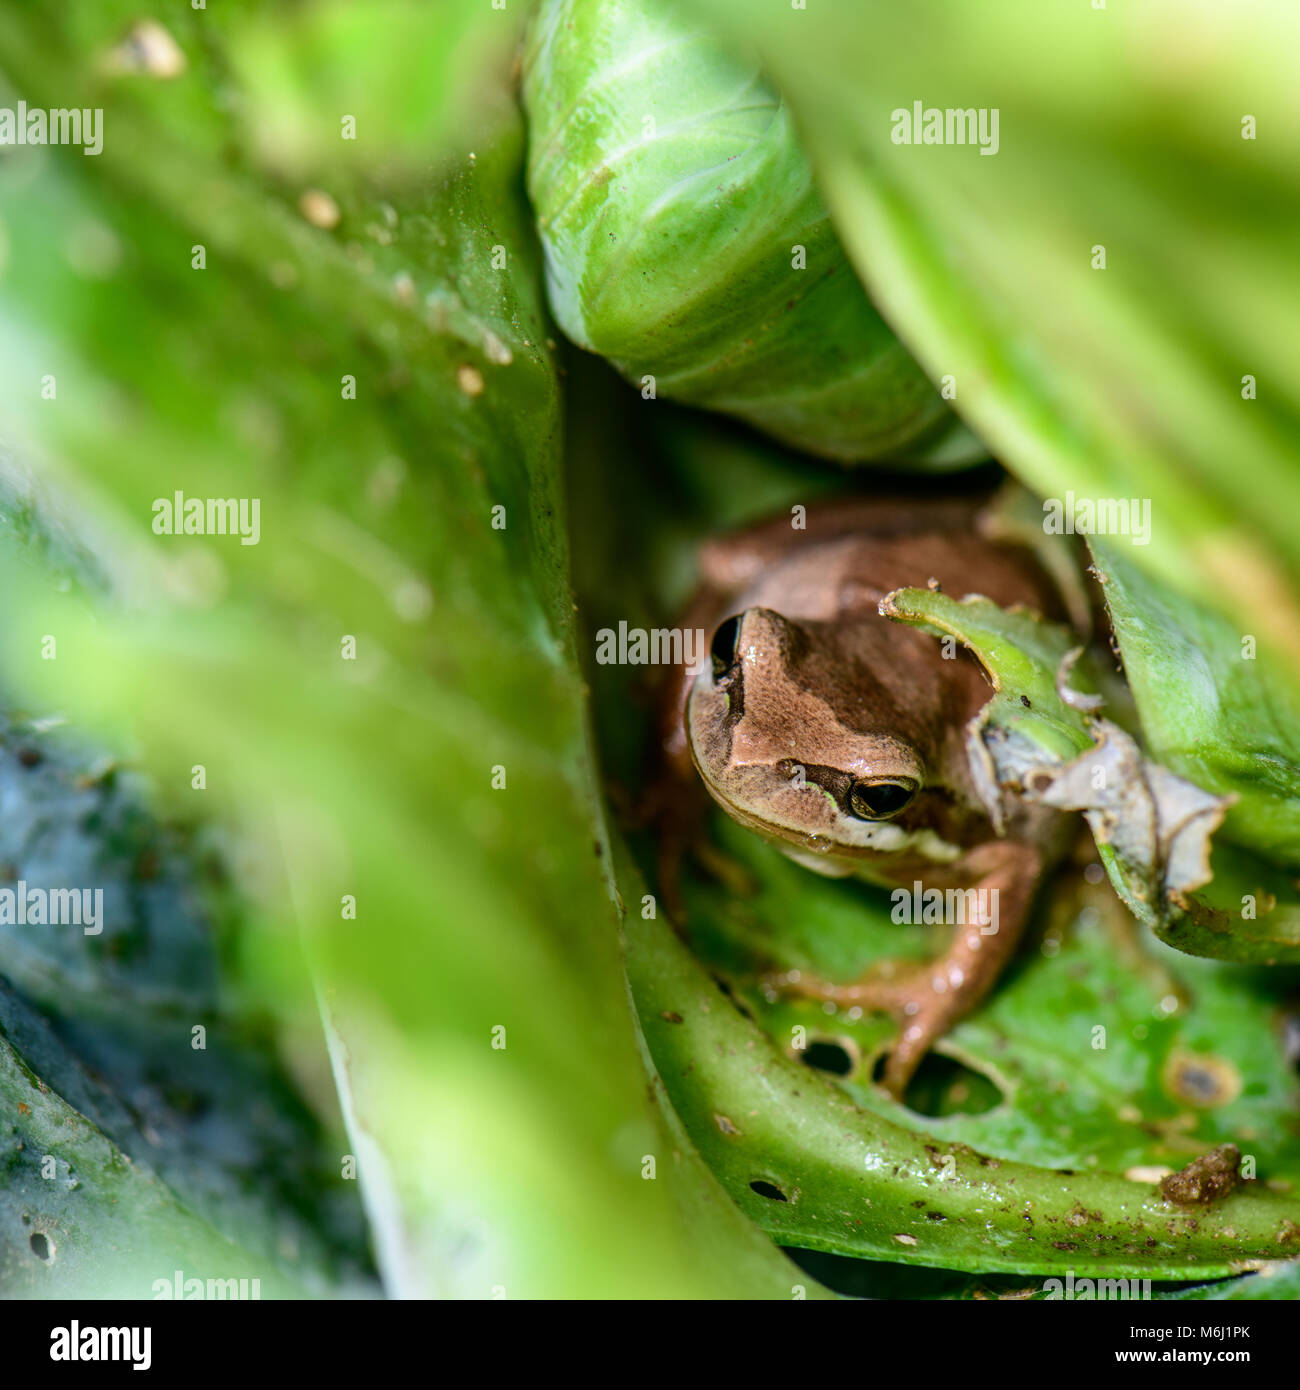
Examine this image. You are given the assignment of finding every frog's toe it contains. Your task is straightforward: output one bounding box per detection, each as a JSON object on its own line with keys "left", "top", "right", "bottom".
{"left": 877, "top": 1004, "right": 959, "bottom": 1100}
{"left": 769, "top": 965, "right": 914, "bottom": 1014}
{"left": 771, "top": 965, "right": 964, "bottom": 1099}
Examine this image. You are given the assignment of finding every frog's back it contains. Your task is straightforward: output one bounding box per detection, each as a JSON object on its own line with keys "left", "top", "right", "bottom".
{"left": 718, "top": 496, "right": 1066, "bottom": 628}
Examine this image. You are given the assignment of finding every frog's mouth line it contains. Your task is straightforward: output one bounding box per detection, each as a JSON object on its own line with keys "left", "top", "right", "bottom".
{"left": 686, "top": 667, "right": 929, "bottom": 861}
{"left": 695, "top": 768, "right": 969, "bottom": 879}
{"left": 687, "top": 746, "right": 909, "bottom": 863}
{"left": 687, "top": 697, "right": 967, "bottom": 869}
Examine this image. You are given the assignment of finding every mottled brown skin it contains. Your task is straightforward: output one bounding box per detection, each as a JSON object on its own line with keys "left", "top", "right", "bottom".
{"left": 654, "top": 489, "right": 1073, "bottom": 1099}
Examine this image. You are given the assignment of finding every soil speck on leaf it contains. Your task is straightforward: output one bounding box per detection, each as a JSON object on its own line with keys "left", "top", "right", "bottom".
{"left": 1160, "top": 1144, "right": 1242, "bottom": 1207}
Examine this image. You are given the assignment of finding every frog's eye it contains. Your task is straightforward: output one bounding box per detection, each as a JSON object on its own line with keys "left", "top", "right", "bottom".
{"left": 710, "top": 615, "right": 742, "bottom": 678}
{"left": 848, "top": 779, "right": 917, "bottom": 820}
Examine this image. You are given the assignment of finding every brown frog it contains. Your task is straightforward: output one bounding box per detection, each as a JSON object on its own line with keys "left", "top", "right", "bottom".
{"left": 654, "top": 487, "right": 1077, "bottom": 1099}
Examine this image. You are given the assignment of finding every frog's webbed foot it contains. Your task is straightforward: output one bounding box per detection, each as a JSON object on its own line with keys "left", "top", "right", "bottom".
{"left": 779, "top": 946, "right": 1006, "bottom": 1101}
{"left": 776, "top": 842, "right": 1044, "bottom": 1101}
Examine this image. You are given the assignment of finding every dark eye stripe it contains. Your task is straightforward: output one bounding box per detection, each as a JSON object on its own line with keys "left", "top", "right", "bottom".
{"left": 779, "top": 761, "right": 854, "bottom": 803}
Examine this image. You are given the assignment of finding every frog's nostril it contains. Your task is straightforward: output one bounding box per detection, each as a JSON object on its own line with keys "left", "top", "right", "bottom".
{"left": 710, "top": 614, "right": 742, "bottom": 678}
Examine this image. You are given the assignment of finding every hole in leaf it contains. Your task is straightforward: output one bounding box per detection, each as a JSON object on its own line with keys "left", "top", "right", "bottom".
{"left": 30, "top": 1232, "right": 51, "bottom": 1260}
{"left": 873, "top": 1050, "right": 1003, "bottom": 1117}
{"left": 801, "top": 1038, "right": 857, "bottom": 1077}
{"left": 749, "top": 1180, "right": 788, "bottom": 1202}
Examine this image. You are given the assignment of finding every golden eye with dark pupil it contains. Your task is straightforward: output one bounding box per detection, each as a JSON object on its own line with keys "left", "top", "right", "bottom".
{"left": 710, "top": 615, "right": 742, "bottom": 679}
{"left": 848, "top": 780, "right": 916, "bottom": 820}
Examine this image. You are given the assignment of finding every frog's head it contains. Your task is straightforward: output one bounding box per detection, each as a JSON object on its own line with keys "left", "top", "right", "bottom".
{"left": 687, "top": 606, "right": 946, "bottom": 875}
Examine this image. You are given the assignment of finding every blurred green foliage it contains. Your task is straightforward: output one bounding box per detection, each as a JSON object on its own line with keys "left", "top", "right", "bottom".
{"left": 690, "top": 0, "right": 1300, "bottom": 665}
{"left": 521, "top": 0, "right": 980, "bottom": 465}
{"left": 0, "top": 0, "right": 823, "bottom": 1298}
{"left": 0, "top": 0, "right": 1297, "bottom": 1300}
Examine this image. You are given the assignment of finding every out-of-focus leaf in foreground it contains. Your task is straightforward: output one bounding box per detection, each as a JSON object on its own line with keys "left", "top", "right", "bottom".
{"left": 0, "top": 1, "right": 820, "bottom": 1297}
{"left": 0, "top": 712, "right": 371, "bottom": 1297}
{"left": 227, "top": 0, "right": 522, "bottom": 170}
{"left": 1, "top": 976, "right": 318, "bottom": 1298}
{"left": 0, "top": 494, "right": 371, "bottom": 1295}
{"left": 689, "top": 0, "right": 1300, "bottom": 672}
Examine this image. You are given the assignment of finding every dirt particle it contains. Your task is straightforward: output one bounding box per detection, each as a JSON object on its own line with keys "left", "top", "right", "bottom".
{"left": 1160, "top": 1144, "right": 1242, "bottom": 1207}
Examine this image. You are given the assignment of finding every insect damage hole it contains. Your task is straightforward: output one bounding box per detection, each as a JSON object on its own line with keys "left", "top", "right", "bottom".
{"left": 873, "top": 1050, "right": 1004, "bottom": 1117}
{"left": 30, "top": 1232, "right": 53, "bottom": 1261}
{"left": 800, "top": 1037, "right": 859, "bottom": 1077}
{"left": 749, "top": 1180, "right": 788, "bottom": 1202}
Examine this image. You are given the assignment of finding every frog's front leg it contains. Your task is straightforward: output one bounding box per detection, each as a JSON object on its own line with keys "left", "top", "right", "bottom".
{"left": 784, "top": 840, "right": 1044, "bottom": 1101}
